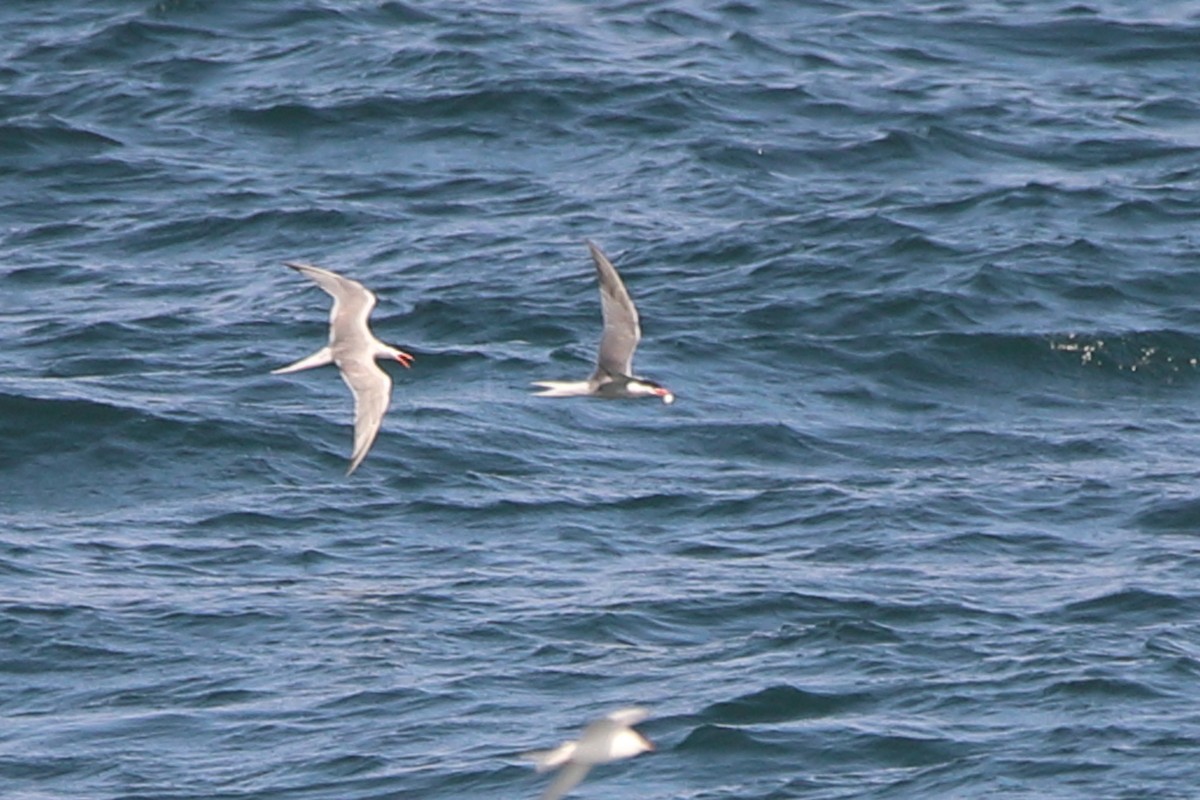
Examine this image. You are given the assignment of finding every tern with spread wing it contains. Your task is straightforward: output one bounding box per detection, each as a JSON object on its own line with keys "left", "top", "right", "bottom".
{"left": 272, "top": 262, "right": 413, "bottom": 475}
{"left": 522, "top": 707, "right": 655, "bottom": 800}
{"left": 533, "top": 241, "right": 674, "bottom": 404}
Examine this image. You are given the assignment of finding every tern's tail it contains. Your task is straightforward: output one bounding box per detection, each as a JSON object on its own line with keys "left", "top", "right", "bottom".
{"left": 272, "top": 346, "right": 333, "bottom": 375}
{"left": 531, "top": 380, "right": 592, "bottom": 398}
{"left": 521, "top": 742, "right": 576, "bottom": 773}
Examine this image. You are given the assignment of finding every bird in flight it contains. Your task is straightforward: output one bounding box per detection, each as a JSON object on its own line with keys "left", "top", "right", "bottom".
{"left": 272, "top": 262, "right": 413, "bottom": 475}
{"left": 533, "top": 241, "right": 674, "bottom": 404}
{"left": 523, "top": 707, "right": 655, "bottom": 800}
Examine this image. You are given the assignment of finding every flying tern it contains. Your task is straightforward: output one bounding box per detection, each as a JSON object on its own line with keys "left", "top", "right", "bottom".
{"left": 533, "top": 241, "right": 674, "bottom": 404}
{"left": 523, "top": 707, "right": 655, "bottom": 800}
{"left": 272, "top": 261, "right": 413, "bottom": 475}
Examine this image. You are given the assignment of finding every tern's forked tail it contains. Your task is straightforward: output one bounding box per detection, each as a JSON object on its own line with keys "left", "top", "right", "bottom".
{"left": 272, "top": 346, "right": 334, "bottom": 375}
{"left": 531, "top": 380, "right": 593, "bottom": 398}
{"left": 521, "top": 742, "right": 576, "bottom": 773}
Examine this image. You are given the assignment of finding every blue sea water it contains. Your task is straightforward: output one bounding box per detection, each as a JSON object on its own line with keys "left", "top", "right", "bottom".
{"left": 3, "top": 1, "right": 1200, "bottom": 798}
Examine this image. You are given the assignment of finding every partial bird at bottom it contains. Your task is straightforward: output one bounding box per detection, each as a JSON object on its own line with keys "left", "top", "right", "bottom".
{"left": 522, "top": 707, "right": 655, "bottom": 800}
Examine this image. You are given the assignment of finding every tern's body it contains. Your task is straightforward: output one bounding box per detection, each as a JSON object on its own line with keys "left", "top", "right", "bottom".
{"left": 533, "top": 241, "right": 674, "bottom": 404}
{"left": 272, "top": 262, "right": 413, "bottom": 475}
{"left": 523, "top": 707, "right": 655, "bottom": 800}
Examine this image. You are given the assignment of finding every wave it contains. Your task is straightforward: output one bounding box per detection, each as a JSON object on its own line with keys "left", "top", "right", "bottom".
{"left": 0, "top": 119, "right": 122, "bottom": 159}
{"left": 1050, "top": 588, "right": 1200, "bottom": 624}
{"left": 700, "top": 683, "right": 867, "bottom": 723}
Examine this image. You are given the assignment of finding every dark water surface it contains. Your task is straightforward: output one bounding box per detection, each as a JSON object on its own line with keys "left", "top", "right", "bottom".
{"left": 3, "top": 1, "right": 1200, "bottom": 798}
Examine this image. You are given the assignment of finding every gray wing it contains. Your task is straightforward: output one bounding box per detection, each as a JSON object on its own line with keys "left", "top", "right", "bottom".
{"left": 338, "top": 357, "right": 393, "bottom": 475}
{"left": 587, "top": 241, "right": 641, "bottom": 379}
{"left": 541, "top": 762, "right": 591, "bottom": 800}
{"left": 285, "top": 262, "right": 378, "bottom": 339}
{"left": 605, "top": 707, "right": 650, "bottom": 726}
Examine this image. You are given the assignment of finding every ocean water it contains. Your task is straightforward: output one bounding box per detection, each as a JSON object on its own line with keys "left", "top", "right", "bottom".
{"left": 3, "top": 1, "right": 1200, "bottom": 798}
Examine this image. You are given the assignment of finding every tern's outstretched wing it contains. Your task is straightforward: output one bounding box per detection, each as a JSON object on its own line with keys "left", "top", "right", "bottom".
{"left": 588, "top": 242, "right": 641, "bottom": 379}
{"left": 338, "top": 356, "right": 392, "bottom": 475}
{"left": 541, "top": 762, "right": 591, "bottom": 800}
{"left": 284, "top": 261, "right": 377, "bottom": 341}
{"left": 604, "top": 707, "right": 650, "bottom": 726}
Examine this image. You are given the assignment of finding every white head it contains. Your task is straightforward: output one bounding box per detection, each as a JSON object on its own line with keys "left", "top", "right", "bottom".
{"left": 604, "top": 726, "right": 656, "bottom": 761}
{"left": 576, "top": 707, "right": 655, "bottom": 765}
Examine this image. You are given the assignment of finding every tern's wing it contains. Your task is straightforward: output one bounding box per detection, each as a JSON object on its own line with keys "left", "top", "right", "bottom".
{"left": 587, "top": 241, "right": 641, "bottom": 379}
{"left": 541, "top": 762, "right": 591, "bottom": 800}
{"left": 338, "top": 357, "right": 392, "bottom": 475}
{"left": 604, "top": 707, "right": 650, "bottom": 726}
{"left": 284, "top": 262, "right": 378, "bottom": 336}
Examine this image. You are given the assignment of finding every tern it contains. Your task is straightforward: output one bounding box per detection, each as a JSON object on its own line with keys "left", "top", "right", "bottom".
{"left": 533, "top": 241, "right": 674, "bottom": 404}
{"left": 272, "top": 261, "right": 414, "bottom": 475}
{"left": 523, "top": 707, "right": 655, "bottom": 800}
